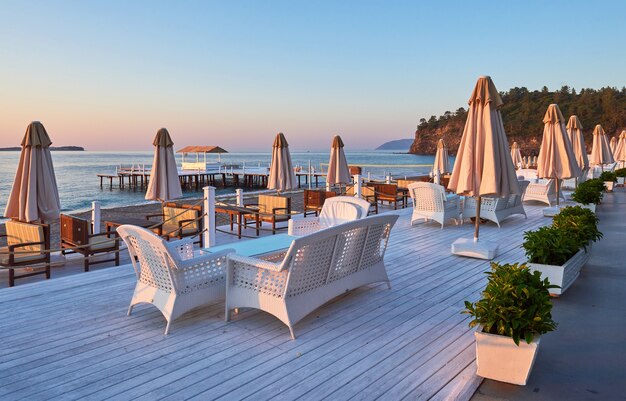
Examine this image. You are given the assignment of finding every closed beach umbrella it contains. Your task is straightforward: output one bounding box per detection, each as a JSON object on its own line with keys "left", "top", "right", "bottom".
{"left": 613, "top": 131, "right": 626, "bottom": 162}
{"left": 4, "top": 122, "right": 61, "bottom": 222}
{"left": 589, "top": 124, "right": 615, "bottom": 166}
{"left": 537, "top": 104, "right": 581, "bottom": 207}
{"left": 449, "top": 76, "right": 519, "bottom": 245}
{"left": 433, "top": 139, "right": 450, "bottom": 175}
{"left": 268, "top": 132, "right": 297, "bottom": 191}
{"left": 566, "top": 115, "right": 589, "bottom": 171}
{"left": 145, "top": 128, "right": 182, "bottom": 202}
{"left": 326, "top": 135, "right": 350, "bottom": 185}
{"left": 610, "top": 136, "right": 617, "bottom": 154}
{"left": 510, "top": 142, "right": 523, "bottom": 169}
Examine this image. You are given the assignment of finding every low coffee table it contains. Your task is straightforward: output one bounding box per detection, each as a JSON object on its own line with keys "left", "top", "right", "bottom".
{"left": 215, "top": 205, "right": 260, "bottom": 239}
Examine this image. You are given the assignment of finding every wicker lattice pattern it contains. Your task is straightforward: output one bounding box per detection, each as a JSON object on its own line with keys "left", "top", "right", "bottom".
{"left": 408, "top": 182, "right": 460, "bottom": 228}
{"left": 359, "top": 224, "right": 388, "bottom": 269}
{"left": 326, "top": 226, "right": 368, "bottom": 282}
{"left": 232, "top": 260, "right": 288, "bottom": 298}
{"left": 173, "top": 254, "right": 227, "bottom": 295}
{"left": 127, "top": 234, "right": 174, "bottom": 293}
{"left": 285, "top": 236, "right": 338, "bottom": 297}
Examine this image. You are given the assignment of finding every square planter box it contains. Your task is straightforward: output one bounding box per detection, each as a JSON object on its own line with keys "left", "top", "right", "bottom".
{"left": 605, "top": 181, "right": 615, "bottom": 192}
{"left": 617, "top": 177, "right": 625, "bottom": 186}
{"left": 528, "top": 247, "right": 591, "bottom": 296}
{"left": 574, "top": 203, "right": 596, "bottom": 213}
{"left": 475, "top": 325, "right": 540, "bottom": 385}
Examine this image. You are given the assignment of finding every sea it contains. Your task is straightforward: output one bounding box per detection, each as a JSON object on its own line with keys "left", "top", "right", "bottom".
{"left": 0, "top": 150, "right": 450, "bottom": 219}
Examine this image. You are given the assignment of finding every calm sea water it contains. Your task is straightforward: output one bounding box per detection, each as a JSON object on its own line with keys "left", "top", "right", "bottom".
{"left": 0, "top": 150, "right": 450, "bottom": 218}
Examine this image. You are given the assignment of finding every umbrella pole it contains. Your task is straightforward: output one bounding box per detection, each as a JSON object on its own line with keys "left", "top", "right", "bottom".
{"left": 555, "top": 178, "right": 560, "bottom": 207}
{"left": 474, "top": 196, "right": 481, "bottom": 242}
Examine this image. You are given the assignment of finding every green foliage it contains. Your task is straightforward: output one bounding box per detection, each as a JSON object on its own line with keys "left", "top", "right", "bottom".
{"left": 615, "top": 168, "right": 626, "bottom": 178}
{"left": 552, "top": 206, "right": 603, "bottom": 248}
{"left": 416, "top": 86, "right": 626, "bottom": 151}
{"left": 523, "top": 226, "right": 582, "bottom": 265}
{"left": 571, "top": 178, "right": 605, "bottom": 205}
{"left": 599, "top": 171, "right": 617, "bottom": 182}
{"left": 464, "top": 262, "right": 557, "bottom": 345}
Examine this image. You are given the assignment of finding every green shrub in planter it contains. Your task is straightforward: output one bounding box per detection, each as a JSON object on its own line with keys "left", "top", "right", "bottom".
{"left": 464, "top": 262, "right": 557, "bottom": 345}
{"left": 599, "top": 171, "right": 617, "bottom": 182}
{"left": 615, "top": 168, "right": 626, "bottom": 178}
{"left": 571, "top": 178, "right": 605, "bottom": 205}
{"left": 522, "top": 226, "right": 581, "bottom": 265}
{"left": 553, "top": 206, "right": 603, "bottom": 247}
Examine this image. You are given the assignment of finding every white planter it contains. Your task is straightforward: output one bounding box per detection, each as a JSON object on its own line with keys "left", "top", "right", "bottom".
{"left": 475, "top": 326, "right": 540, "bottom": 385}
{"left": 617, "top": 177, "right": 625, "bottom": 186}
{"left": 528, "top": 247, "right": 590, "bottom": 296}
{"left": 604, "top": 181, "right": 615, "bottom": 192}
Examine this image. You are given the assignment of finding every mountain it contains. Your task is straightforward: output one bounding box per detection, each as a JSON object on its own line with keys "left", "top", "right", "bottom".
{"left": 376, "top": 139, "right": 414, "bottom": 151}
{"left": 409, "top": 86, "right": 626, "bottom": 155}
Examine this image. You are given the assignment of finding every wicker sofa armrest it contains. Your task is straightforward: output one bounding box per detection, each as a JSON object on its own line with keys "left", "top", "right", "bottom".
{"left": 177, "top": 248, "right": 233, "bottom": 271}
{"left": 288, "top": 218, "right": 323, "bottom": 236}
{"left": 228, "top": 253, "right": 284, "bottom": 272}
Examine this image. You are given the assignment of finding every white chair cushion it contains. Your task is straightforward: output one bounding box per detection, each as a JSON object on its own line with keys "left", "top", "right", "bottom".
{"left": 319, "top": 202, "right": 360, "bottom": 228}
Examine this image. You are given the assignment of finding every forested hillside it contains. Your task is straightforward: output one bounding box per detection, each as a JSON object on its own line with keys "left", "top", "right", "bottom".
{"left": 409, "top": 86, "right": 626, "bottom": 155}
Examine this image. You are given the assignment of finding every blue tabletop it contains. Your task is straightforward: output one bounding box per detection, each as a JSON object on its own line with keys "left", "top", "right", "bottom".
{"left": 203, "top": 233, "right": 297, "bottom": 257}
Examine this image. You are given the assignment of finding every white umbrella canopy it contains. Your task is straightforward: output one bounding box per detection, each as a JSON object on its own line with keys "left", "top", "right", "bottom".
{"left": 449, "top": 76, "right": 519, "bottom": 248}
{"left": 268, "top": 132, "right": 297, "bottom": 191}
{"left": 610, "top": 136, "right": 617, "bottom": 154}
{"left": 510, "top": 142, "right": 523, "bottom": 169}
{"left": 537, "top": 104, "right": 581, "bottom": 181}
{"left": 145, "top": 128, "right": 183, "bottom": 202}
{"left": 537, "top": 105, "right": 581, "bottom": 207}
{"left": 433, "top": 139, "right": 450, "bottom": 175}
{"left": 613, "top": 130, "right": 626, "bottom": 162}
{"left": 565, "top": 115, "right": 589, "bottom": 171}
{"left": 326, "top": 135, "right": 351, "bottom": 185}
{"left": 589, "top": 124, "right": 615, "bottom": 166}
{"left": 4, "top": 121, "right": 61, "bottom": 222}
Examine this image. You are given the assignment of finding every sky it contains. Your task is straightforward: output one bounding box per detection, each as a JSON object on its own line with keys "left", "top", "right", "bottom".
{"left": 0, "top": 0, "right": 625, "bottom": 151}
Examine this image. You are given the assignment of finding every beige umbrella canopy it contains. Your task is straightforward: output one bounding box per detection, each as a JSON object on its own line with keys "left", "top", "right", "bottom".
{"left": 613, "top": 131, "right": 626, "bottom": 162}
{"left": 589, "top": 124, "right": 615, "bottom": 166}
{"left": 510, "top": 142, "right": 523, "bottom": 169}
{"left": 537, "top": 104, "right": 581, "bottom": 206}
{"left": 449, "top": 76, "right": 519, "bottom": 244}
{"left": 565, "top": 115, "right": 589, "bottom": 171}
{"left": 268, "top": 132, "right": 297, "bottom": 191}
{"left": 145, "top": 128, "right": 183, "bottom": 202}
{"left": 433, "top": 139, "right": 450, "bottom": 175}
{"left": 326, "top": 135, "right": 350, "bottom": 185}
{"left": 610, "top": 136, "right": 617, "bottom": 154}
{"left": 4, "top": 122, "right": 61, "bottom": 222}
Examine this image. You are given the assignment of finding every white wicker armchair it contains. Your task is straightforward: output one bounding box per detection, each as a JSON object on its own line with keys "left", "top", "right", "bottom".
{"left": 523, "top": 178, "right": 558, "bottom": 206}
{"left": 288, "top": 196, "right": 371, "bottom": 236}
{"left": 116, "top": 225, "right": 233, "bottom": 334}
{"left": 407, "top": 182, "right": 460, "bottom": 229}
{"left": 463, "top": 181, "right": 528, "bottom": 227}
{"left": 225, "top": 214, "right": 399, "bottom": 339}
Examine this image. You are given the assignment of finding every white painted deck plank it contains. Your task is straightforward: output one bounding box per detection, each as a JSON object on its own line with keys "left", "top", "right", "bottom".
{"left": 0, "top": 203, "right": 552, "bottom": 401}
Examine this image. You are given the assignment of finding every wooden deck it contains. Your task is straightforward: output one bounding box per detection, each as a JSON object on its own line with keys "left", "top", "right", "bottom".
{"left": 0, "top": 202, "right": 552, "bottom": 400}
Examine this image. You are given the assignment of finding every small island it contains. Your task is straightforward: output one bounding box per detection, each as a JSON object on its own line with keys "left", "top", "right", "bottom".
{"left": 0, "top": 146, "right": 85, "bottom": 151}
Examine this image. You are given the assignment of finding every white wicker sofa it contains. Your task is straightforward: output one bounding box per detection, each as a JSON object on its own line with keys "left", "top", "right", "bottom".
{"left": 522, "top": 178, "right": 559, "bottom": 206}
{"left": 288, "top": 196, "right": 371, "bottom": 236}
{"left": 463, "top": 181, "right": 529, "bottom": 227}
{"left": 117, "top": 225, "right": 233, "bottom": 335}
{"left": 225, "top": 214, "right": 399, "bottom": 339}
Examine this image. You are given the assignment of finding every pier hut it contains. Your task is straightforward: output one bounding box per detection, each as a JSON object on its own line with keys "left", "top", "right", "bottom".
{"left": 177, "top": 145, "right": 228, "bottom": 170}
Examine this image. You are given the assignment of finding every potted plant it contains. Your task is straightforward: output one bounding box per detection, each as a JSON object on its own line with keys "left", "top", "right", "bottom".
{"left": 599, "top": 171, "right": 617, "bottom": 192}
{"left": 614, "top": 168, "right": 626, "bottom": 186}
{"left": 523, "top": 206, "right": 602, "bottom": 295}
{"left": 571, "top": 178, "right": 604, "bottom": 212}
{"left": 464, "top": 262, "right": 557, "bottom": 385}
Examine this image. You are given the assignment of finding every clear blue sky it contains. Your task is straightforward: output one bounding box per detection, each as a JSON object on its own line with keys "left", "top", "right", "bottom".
{"left": 1, "top": 0, "right": 624, "bottom": 151}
